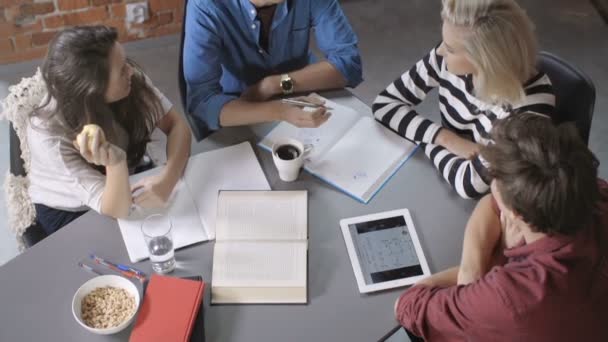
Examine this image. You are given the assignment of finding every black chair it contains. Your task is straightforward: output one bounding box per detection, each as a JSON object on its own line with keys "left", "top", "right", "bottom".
{"left": 9, "top": 123, "right": 48, "bottom": 247}
{"left": 538, "top": 51, "right": 596, "bottom": 145}
{"left": 178, "top": 0, "right": 213, "bottom": 142}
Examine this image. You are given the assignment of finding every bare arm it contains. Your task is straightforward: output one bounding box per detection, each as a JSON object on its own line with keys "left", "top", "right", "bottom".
{"left": 75, "top": 128, "right": 131, "bottom": 219}
{"left": 219, "top": 99, "right": 329, "bottom": 128}
{"left": 457, "top": 194, "right": 503, "bottom": 285}
{"left": 157, "top": 108, "right": 191, "bottom": 189}
{"left": 101, "top": 161, "right": 131, "bottom": 218}
{"left": 132, "top": 108, "right": 192, "bottom": 208}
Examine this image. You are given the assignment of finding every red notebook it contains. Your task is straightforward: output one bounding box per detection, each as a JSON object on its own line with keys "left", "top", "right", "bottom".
{"left": 130, "top": 275, "right": 205, "bottom": 342}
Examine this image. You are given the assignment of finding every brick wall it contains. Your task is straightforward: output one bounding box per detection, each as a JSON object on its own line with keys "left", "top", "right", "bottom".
{"left": 0, "top": 0, "right": 184, "bottom": 65}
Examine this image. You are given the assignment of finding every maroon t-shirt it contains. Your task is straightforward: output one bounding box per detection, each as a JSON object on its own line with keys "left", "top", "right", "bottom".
{"left": 397, "top": 180, "right": 608, "bottom": 341}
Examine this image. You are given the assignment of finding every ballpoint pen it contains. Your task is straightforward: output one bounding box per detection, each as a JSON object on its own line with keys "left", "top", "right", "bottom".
{"left": 90, "top": 254, "right": 147, "bottom": 278}
{"left": 89, "top": 255, "right": 146, "bottom": 283}
{"left": 280, "top": 98, "right": 334, "bottom": 110}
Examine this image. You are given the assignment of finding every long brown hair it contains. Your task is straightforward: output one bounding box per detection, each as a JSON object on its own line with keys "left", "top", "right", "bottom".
{"left": 32, "top": 25, "right": 163, "bottom": 168}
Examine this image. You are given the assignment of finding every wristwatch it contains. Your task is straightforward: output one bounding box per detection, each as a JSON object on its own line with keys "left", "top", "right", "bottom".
{"left": 280, "top": 74, "right": 294, "bottom": 95}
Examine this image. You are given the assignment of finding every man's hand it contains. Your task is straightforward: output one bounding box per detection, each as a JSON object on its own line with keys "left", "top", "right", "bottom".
{"left": 435, "top": 129, "right": 483, "bottom": 160}
{"left": 131, "top": 175, "right": 174, "bottom": 209}
{"left": 279, "top": 103, "right": 331, "bottom": 128}
{"left": 241, "top": 75, "right": 280, "bottom": 102}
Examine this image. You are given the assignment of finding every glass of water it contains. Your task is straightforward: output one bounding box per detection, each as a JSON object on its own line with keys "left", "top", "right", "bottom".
{"left": 141, "top": 214, "right": 176, "bottom": 274}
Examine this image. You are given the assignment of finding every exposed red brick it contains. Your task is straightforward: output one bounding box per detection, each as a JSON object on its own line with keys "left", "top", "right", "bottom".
{"left": 0, "top": 0, "right": 32, "bottom": 7}
{"left": 31, "top": 30, "right": 56, "bottom": 46}
{"left": 147, "top": 23, "right": 181, "bottom": 38}
{"left": 103, "top": 18, "right": 126, "bottom": 37}
{"left": 63, "top": 6, "right": 108, "bottom": 25}
{"left": 110, "top": 3, "right": 125, "bottom": 18}
{"left": 175, "top": 4, "right": 185, "bottom": 22}
{"left": 0, "top": 46, "right": 46, "bottom": 65}
{"left": 157, "top": 12, "right": 172, "bottom": 26}
{"left": 149, "top": 0, "right": 178, "bottom": 12}
{"left": 91, "top": 0, "right": 121, "bottom": 6}
{"left": 20, "top": 2, "right": 55, "bottom": 16}
{"left": 13, "top": 33, "right": 32, "bottom": 51}
{"left": 0, "top": 37, "right": 14, "bottom": 56}
{"left": 57, "top": 0, "right": 88, "bottom": 11}
{"left": 0, "top": 18, "right": 43, "bottom": 35}
{"left": 43, "top": 15, "right": 64, "bottom": 29}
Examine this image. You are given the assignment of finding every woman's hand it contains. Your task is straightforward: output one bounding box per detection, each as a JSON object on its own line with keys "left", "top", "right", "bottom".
{"left": 131, "top": 175, "right": 173, "bottom": 209}
{"left": 435, "top": 129, "right": 482, "bottom": 160}
{"left": 74, "top": 127, "right": 125, "bottom": 166}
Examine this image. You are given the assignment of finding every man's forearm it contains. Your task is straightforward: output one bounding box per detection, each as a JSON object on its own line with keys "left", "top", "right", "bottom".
{"left": 458, "top": 195, "right": 502, "bottom": 285}
{"left": 219, "top": 99, "right": 286, "bottom": 127}
{"left": 417, "top": 266, "right": 459, "bottom": 288}
{"left": 289, "top": 61, "right": 347, "bottom": 92}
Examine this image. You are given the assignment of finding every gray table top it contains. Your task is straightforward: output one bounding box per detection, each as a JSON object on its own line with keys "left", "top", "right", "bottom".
{"left": 0, "top": 90, "right": 476, "bottom": 342}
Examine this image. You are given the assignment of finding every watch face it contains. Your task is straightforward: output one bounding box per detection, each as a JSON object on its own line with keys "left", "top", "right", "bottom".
{"left": 281, "top": 78, "right": 293, "bottom": 91}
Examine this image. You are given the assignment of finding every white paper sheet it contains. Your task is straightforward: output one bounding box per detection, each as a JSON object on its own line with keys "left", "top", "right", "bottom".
{"left": 212, "top": 241, "right": 307, "bottom": 287}
{"left": 307, "top": 117, "right": 416, "bottom": 202}
{"left": 183, "top": 142, "right": 271, "bottom": 239}
{"left": 118, "top": 142, "right": 270, "bottom": 262}
{"left": 259, "top": 95, "right": 361, "bottom": 162}
{"left": 118, "top": 170, "right": 204, "bottom": 263}
{"left": 215, "top": 191, "right": 307, "bottom": 241}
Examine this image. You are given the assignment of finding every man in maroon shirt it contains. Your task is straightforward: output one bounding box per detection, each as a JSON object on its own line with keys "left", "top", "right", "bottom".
{"left": 395, "top": 113, "right": 608, "bottom": 341}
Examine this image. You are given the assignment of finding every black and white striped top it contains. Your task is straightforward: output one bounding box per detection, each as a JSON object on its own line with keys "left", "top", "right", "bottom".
{"left": 372, "top": 47, "right": 555, "bottom": 199}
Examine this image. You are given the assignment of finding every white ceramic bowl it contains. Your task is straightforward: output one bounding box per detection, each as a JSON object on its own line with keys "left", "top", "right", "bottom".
{"left": 72, "top": 275, "right": 140, "bottom": 335}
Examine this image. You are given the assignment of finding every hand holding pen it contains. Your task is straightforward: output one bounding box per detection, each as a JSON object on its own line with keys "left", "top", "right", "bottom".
{"left": 281, "top": 96, "right": 334, "bottom": 110}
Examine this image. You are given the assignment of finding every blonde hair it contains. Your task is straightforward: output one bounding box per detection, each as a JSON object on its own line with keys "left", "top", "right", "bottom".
{"left": 441, "top": 0, "right": 538, "bottom": 105}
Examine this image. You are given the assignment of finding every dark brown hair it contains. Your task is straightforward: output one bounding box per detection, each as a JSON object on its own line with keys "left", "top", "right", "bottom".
{"left": 481, "top": 113, "right": 599, "bottom": 235}
{"left": 32, "top": 25, "right": 163, "bottom": 168}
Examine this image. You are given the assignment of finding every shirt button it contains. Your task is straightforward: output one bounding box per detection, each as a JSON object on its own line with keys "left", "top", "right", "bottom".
{"left": 251, "top": 24, "right": 256, "bottom": 30}
{"left": 250, "top": 9, "right": 256, "bottom": 14}
{"left": 258, "top": 49, "right": 264, "bottom": 54}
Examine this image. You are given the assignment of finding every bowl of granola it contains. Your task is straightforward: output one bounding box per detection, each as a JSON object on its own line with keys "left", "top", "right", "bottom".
{"left": 72, "top": 275, "right": 140, "bottom": 335}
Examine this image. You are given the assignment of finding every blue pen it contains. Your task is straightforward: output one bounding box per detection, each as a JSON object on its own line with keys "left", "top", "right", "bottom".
{"left": 89, "top": 254, "right": 147, "bottom": 278}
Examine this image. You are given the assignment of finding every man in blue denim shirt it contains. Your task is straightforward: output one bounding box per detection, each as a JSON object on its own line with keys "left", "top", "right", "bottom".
{"left": 183, "top": 0, "right": 363, "bottom": 137}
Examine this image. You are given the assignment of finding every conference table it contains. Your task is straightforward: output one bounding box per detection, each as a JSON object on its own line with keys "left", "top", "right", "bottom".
{"left": 0, "top": 90, "right": 476, "bottom": 342}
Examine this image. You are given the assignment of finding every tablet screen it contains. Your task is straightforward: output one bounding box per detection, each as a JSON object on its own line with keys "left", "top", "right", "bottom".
{"left": 348, "top": 216, "right": 423, "bottom": 284}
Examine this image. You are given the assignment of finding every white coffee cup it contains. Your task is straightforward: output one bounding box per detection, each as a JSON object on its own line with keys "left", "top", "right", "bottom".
{"left": 272, "top": 138, "right": 312, "bottom": 182}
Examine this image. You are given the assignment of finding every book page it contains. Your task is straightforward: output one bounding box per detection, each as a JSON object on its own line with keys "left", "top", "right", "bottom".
{"left": 306, "top": 117, "right": 417, "bottom": 202}
{"left": 216, "top": 191, "right": 307, "bottom": 241}
{"left": 212, "top": 241, "right": 307, "bottom": 288}
{"left": 258, "top": 95, "right": 362, "bottom": 162}
{"left": 183, "top": 142, "right": 271, "bottom": 240}
{"left": 118, "top": 167, "right": 206, "bottom": 262}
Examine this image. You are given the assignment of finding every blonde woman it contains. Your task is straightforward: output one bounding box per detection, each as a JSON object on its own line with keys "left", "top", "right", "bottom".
{"left": 372, "top": 0, "right": 555, "bottom": 199}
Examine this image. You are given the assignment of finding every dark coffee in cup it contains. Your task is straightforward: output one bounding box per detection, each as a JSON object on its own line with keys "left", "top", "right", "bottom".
{"left": 275, "top": 144, "right": 301, "bottom": 160}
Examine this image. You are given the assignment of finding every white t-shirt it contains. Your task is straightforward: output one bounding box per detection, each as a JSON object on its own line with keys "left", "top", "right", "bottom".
{"left": 27, "top": 76, "right": 173, "bottom": 213}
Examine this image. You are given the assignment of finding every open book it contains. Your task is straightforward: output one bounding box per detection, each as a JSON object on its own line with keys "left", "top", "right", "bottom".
{"left": 211, "top": 191, "right": 308, "bottom": 304}
{"left": 259, "top": 95, "right": 417, "bottom": 203}
{"left": 118, "top": 142, "right": 271, "bottom": 262}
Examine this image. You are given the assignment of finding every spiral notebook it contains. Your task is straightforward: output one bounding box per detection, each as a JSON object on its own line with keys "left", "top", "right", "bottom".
{"left": 259, "top": 96, "right": 417, "bottom": 203}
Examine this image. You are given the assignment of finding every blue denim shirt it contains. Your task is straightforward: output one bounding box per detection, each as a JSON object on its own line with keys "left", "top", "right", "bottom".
{"left": 183, "top": 0, "right": 363, "bottom": 131}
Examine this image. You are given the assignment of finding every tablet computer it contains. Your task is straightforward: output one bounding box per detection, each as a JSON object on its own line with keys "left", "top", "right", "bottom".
{"left": 340, "top": 209, "right": 431, "bottom": 293}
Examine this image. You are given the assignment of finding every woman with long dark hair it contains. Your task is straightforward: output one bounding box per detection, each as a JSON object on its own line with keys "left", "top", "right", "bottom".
{"left": 27, "top": 25, "right": 191, "bottom": 235}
